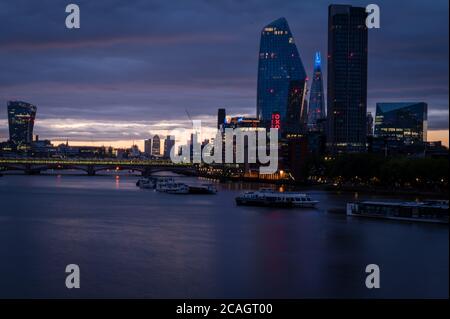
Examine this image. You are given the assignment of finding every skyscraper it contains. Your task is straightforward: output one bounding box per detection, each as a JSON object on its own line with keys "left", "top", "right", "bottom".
{"left": 144, "top": 139, "right": 152, "bottom": 156}
{"left": 151, "top": 135, "right": 160, "bottom": 156}
{"left": 308, "top": 52, "right": 326, "bottom": 130}
{"left": 366, "top": 112, "right": 374, "bottom": 137}
{"left": 327, "top": 5, "right": 368, "bottom": 153}
{"left": 374, "top": 102, "right": 428, "bottom": 143}
{"left": 257, "top": 17, "right": 308, "bottom": 134}
{"left": 7, "top": 100, "right": 37, "bottom": 149}
{"left": 217, "top": 108, "right": 226, "bottom": 129}
{"left": 163, "top": 135, "right": 175, "bottom": 159}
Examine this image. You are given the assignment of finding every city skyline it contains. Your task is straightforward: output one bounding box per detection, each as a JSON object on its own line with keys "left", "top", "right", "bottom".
{"left": 0, "top": 0, "right": 448, "bottom": 148}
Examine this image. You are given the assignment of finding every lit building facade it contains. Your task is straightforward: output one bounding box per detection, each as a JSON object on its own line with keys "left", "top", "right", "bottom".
{"left": 225, "top": 117, "right": 261, "bottom": 129}
{"left": 308, "top": 52, "right": 326, "bottom": 130}
{"left": 7, "top": 100, "right": 37, "bottom": 149}
{"left": 374, "top": 102, "right": 428, "bottom": 143}
{"left": 221, "top": 117, "right": 263, "bottom": 174}
{"left": 327, "top": 5, "right": 368, "bottom": 153}
{"left": 257, "top": 17, "right": 308, "bottom": 134}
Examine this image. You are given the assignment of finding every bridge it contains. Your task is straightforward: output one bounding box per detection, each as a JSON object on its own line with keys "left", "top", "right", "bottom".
{"left": 0, "top": 158, "right": 196, "bottom": 176}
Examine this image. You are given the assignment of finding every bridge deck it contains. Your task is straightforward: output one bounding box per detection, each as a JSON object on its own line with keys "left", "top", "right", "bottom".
{"left": 0, "top": 158, "right": 191, "bottom": 166}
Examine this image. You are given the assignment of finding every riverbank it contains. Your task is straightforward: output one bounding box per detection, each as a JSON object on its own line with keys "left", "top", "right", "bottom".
{"left": 187, "top": 171, "right": 448, "bottom": 198}
{"left": 323, "top": 184, "right": 449, "bottom": 198}
{"left": 2, "top": 169, "right": 448, "bottom": 198}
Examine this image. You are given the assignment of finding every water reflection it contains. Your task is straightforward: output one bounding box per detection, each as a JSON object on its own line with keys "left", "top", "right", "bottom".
{"left": 0, "top": 173, "right": 447, "bottom": 298}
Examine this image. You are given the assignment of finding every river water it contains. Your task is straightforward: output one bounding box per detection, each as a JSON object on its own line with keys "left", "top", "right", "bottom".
{"left": 0, "top": 172, "right": 448, "bottom": 298}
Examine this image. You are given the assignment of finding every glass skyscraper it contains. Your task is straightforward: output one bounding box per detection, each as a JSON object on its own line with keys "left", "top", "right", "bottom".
{"left": 307, "top": 52, "right": 326, "bottom": 130}
{"left": 374, "top": 102, "right": 428, "bottom": 143}
{"left": 7, "top": 100, "right": 37, "bottom": 149}
{"left": 257, "top": 17, "right": 308, "bottom": 134}
{"left": 327, "top": 5, "right": 368, "bottom": 153}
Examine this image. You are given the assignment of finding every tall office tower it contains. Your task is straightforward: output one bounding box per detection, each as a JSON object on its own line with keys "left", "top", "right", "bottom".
{"left": 327, "top": 5, "right": 368, "bottom": 153}
{"left": 217, "top": 108, "right": 226, "bottom": 129}
{"left": 366, "top": 112, "right": 374, "bottom": 137}
{"left": 144, "top": 139, "right": 152, "bottom": 156}
{"left": 308, "top": 52, "right": 326, "bottom": 130}
{"left": 257, "top": 17, "right": 308, "bottom": 134}
{"left": 189, "top": 132, "right": 202, "bottom": 161}
{"left": 163, "top": 135, "right": 175, "bottom": 159}
{"left": 7, "top": 100, "right": 37, "bottom": 149}
{"left": 151, "top": 135, "right": 160, "bottom": 156}
{"left": 374, "top": 103, "right": 428, "bottom": 143}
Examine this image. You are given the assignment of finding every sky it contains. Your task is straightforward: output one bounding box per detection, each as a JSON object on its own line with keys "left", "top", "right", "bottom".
{"left": 0, "top": 0, "right": 448, "bottom": 149}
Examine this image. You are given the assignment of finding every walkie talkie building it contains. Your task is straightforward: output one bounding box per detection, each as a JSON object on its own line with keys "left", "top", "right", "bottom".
{"left": 7, "top": 100, "right": 37, "bottom": 149}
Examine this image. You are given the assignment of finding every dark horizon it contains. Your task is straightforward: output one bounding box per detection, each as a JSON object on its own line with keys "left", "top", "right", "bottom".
{"left": 0, "top": 0, "right": 448, "bottom": 147}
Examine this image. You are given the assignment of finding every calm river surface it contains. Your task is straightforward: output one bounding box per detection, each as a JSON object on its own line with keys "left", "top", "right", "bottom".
{"left": 0, "top": 172, "right": 448, "bottom": 298}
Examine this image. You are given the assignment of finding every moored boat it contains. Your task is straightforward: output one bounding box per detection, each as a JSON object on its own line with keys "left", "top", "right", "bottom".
{"left": 136, "top": 177, "right": 156, "bottom": 189}
{"left": 154, "top": 177, "right": 176, "bottom": 191}
{"left": 346, "top": 200, "right": 449, "bottom": 224}
{"left": 235, "top": 189, "right": 319, "bottom": 208}
{"left": 157, "top": 182, "right": 190, "bottom": 194}
{"left": 138, "top": 177, "right": 217, "bottom": 195}
{"left": 188, "top": 184, "right": 217, "bottom": 194}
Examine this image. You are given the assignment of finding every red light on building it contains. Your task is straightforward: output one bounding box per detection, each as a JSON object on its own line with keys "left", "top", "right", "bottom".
{"left": 271, "top": 112, "right": 281, "bottom": 129}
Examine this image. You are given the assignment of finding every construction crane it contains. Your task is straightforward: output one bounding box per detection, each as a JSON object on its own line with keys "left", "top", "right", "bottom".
{"left": 185, "top": 108, "right": 193, "bottom": 125}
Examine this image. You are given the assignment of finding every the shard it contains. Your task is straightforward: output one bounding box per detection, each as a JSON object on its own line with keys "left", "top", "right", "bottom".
{"left": 307, "top": 52, "right": 326, "bottom": 130}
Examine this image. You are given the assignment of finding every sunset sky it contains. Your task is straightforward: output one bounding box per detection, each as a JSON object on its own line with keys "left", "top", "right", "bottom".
{"left": 0, "top": 0, "right": 448, "bottom": 149}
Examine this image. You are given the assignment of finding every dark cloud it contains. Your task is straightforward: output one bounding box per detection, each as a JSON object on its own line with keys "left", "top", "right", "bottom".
{"left": 0, "top": 0, "right": 448, "bottom": 142}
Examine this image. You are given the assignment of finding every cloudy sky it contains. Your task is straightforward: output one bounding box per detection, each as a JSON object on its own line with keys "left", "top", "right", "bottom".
{"left": 0, "top": 0, "right": 448, "bottom": 148}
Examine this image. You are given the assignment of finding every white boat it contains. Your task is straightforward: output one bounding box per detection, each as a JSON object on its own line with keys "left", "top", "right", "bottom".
{"left": 139, "top": 177, "right": 217, "bottom": 195}
{"left": 157, "top": 182, "right": 190, "bottom": 194}
{"left": 136, "top": 177, "right": 156, "bottom": 189}
{"left": 154, "top": 177, "right": 176, "bottom": 191}
{"left": 235, "top": 189, "right": 319, "bottom": 208}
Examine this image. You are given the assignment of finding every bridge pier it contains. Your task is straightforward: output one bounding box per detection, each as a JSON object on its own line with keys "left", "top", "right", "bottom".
{"left": 87, "top": 166, "right": 96, "bottom": 176}
{"left": 142, "top": 167, "right": 153, "bottom": 177}
{"left": 25, "top": 169, "right": 41, "bottom": 175}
